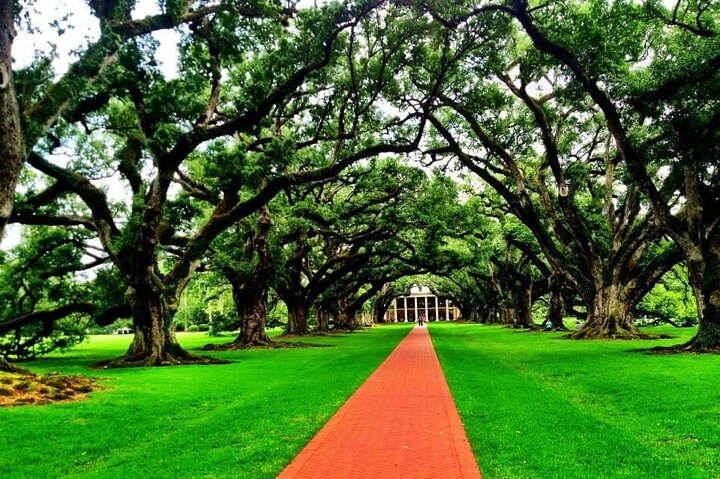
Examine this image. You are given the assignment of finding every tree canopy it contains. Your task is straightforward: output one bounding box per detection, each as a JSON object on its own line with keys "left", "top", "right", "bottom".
{"left": 1, "top": 0, "right": 719, "bottom": 368}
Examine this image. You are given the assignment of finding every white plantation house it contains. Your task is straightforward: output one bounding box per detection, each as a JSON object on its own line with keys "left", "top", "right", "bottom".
{"left": 384, "top": 285, "right": 461, "bottom": 323}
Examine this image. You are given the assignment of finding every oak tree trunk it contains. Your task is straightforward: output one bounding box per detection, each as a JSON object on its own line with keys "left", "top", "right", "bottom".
{"left": 373, "top": 296, "right": 393, "bottom": 324}
{"left": 0, "top": 356, "right": 29, "bottom": 374}
{"left": 286, "top": 297, "right": 308, "bottom": 335}
{"left": 102, "top": 283, "right": 201, "bottom": 367}
{"left": 233, "top": 206, "right": 273, "bottom": 346}
{"left": 236, "top": 292, "right": 271, "bottom": 346}
{"left": 514, "top": 285, "right": 536, "bottom": 329}
{"left": 315, "top": 304, "right": 330, "bottom": 332}
{"left": 570, "top": 283, "right": 640, "bottom": 339}
{"left": 544, "top": 276, "right": 568, "bottom": 330}
{"left": 680, "top": 253, "right": 720, "bottom": 352}
{"left": 0, "top": 2, "right": 25, "bottom": 241}
{"left": 333, "top": 299, "right": 356, "bottom": 331}
{"left": 498, "top": 304, "right": 515, "bottom": 325}
{"left": 121, "top": 285, "right": 192, "bottom": 365}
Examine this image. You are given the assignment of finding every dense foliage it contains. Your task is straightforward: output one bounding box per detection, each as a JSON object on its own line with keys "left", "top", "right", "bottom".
{"left": 1, "top": 0, "right": 718, "bottom": 365}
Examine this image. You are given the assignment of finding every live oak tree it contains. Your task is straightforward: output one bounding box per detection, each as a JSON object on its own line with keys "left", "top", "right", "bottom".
{"left": 468, "top": 0, "right": 720, "bottom": 350}
{"left": 207, "top": 206, "right": 274, "bottom": 347}
{"left": 273, "top": 160, "right": 432, "bottom": 334}
{"left": 7, "top": 0, "right": 410, "bottom": 366}
{"left": 4, "top": 0, "right": 719, "bottom": 371}
{"left": 423, "top": 1, "right": 683, "bottom": 338}
{"left": 0, "top": 0, "right": 279, "bottom": 366}
{"left": 266, "top": 156, "right": 465, "bottom": 334}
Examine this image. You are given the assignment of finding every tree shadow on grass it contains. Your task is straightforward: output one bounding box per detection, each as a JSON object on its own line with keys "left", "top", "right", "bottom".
{"left": 199, "top": 341, "right": 335, "bottom": 351}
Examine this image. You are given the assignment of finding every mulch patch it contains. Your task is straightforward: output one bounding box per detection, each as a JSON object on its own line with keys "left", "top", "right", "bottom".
{"left": 0, "top": 371, "right": 101, "bottom": 407}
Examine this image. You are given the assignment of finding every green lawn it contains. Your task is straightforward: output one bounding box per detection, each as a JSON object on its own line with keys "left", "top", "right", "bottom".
{"left": 0, "top": 325, "right": 413, "bottom": 479}
{"left": 2, "top": 323, "right": 718, "bottom": 479}
{"left": 429, "top": 323, "right": 720, "bottom": 479}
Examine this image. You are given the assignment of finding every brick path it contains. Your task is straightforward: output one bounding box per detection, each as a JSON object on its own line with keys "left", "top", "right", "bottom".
{"left": 277, "top": 326, "right": 482, "bottom": 479}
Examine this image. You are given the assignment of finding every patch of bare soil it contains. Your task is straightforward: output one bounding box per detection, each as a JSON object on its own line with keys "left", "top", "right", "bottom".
{"left": 0, "top": 371, "right": 100, "bottom": 407}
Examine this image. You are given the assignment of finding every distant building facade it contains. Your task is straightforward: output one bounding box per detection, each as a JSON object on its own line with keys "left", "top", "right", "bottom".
{"left": 384, "top": 285, "right": 461, "bottom": 322}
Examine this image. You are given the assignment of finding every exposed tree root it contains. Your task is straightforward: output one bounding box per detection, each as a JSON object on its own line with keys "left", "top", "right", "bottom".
{"left": 507, "top": 324, "right": 541, "bottom": 331}
{"left": 563, "top": 331, "right": 674, "bottom": 340}
{"left": 201, "top": 340, "right": 333, "bottom": 350}
{"left": 530, "top": 326, "right": 569, "bottom": 333}
{"left": 93, "top": 352, "right": 228, "bottom": 369}
{"left": 0, "top": 371, "right": 99, "bottom": 407}
{"left": 0, "top": 357, "right": 30, "bottom": 374}
{"left": 646, "top": 341, "right": 720, "bottom": 355}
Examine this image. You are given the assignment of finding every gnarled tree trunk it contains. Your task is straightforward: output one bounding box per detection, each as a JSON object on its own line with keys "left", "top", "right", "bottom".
{"left": 333, "top": 298, "right": 357, "bottom": 331}
{"left": 373, "top": 289, "right": 394, "bottom": 324}
{"left": 688, "top": 282, "right": 720, "bottom": 351}
{"left": 570, "top": 282, "right": 639, "bottom": 339}
{"left": 286, "top": 296, "right": 308, "bottom": 335}
{"left": 0, "top": 2, "right": 25, "bottom": 241}
{"left": 498, "top": 303, "right": 515, "bottom": 325}
{"left": 315, "top": 304, "right": 330, "bottom": 332}
{"left": 234, "top": 206, "right": 273, "bottom": 347}
{"left": 514, "top": 283, "right": 536, "bottom": 329}
{"left": 679, "top": 252, "right": 720, "bottom": 352}
{"left": 237, "top": 292, "right": 271, "bottom": 346}
{"left": 0, "top": 356, "right": 29, "bottom": 374}
{"left": 544, "top": 275, "right": 568, "bottom": 330}
{"left": 114, "top": 283, "right": 195, "bottom": 366}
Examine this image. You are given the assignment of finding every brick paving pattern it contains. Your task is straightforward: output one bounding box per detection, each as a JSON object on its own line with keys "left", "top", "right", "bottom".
{"left": 277, "top": 326, "right": 482, "bottom": 479}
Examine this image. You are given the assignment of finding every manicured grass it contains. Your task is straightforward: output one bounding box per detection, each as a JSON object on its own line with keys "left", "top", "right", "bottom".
{"left": 429, "top": 323, "right": 720, "bottom": 479}
{"left": 0, "top": 325, "right": 413, "bottom": 479}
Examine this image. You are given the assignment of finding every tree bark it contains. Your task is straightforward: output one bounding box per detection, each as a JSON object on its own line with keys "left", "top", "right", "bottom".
{"left": 315, "top": 304, "right": 330, "bottom": 332}
{"left": 544, "top": 275, "right": 568, "bottom": 330}
{"left": 236, "top": 292, "right": 271, "bottom": 346}
{"left": 514, "top": 282, "right": 536, "bottom": 329}
{"left": 114, "top": 284, "right": 191, "bottom": 366}
{"left": 286, "top": 296, "right": 308, "bottom": 335}
{"left": 0, "top": 1, "right": 25, "bottom": 242}
{"left": 333, "top": 298, "right": 357, "bottom": 330}
{"left": 675, "top": 250, "right": 720, "bottom": 351}
{"left": 689, "top": 282, "right": 720, "bottom": 351}
{"left": 570, "top": 283, "right": 640, "bottom": 339}
{"left": 0, "top": 356, "right": 30, "bottom": 374}
{"left": 233, "top": 206, "right": 273, "bottom": 346}
{"left": 497, "top": 303, "right": 515, "bottom": 325}
{"left": 373, "top": 289, "right": 394, "bottom": 324}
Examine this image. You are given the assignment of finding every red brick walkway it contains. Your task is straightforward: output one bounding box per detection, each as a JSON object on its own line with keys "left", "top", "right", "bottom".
{"left": 277, "top": 326, "right": 482, "bottom": 479}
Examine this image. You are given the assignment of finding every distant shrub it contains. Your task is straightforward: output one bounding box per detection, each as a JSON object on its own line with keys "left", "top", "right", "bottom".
{"left": 187, "top": 325, "right": 200, "bottom": 332}
{"left": 198, "top": 323, "right": 210, "bottom": 332}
